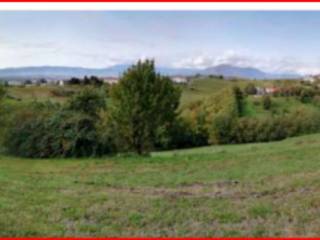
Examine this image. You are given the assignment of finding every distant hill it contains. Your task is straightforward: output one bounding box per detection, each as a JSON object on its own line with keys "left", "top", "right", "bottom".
{"left": 202, "top": 64, "right": 300, "bottom": 80}
{"left": 0, "top": 64, "right": 301, "bottom": 81}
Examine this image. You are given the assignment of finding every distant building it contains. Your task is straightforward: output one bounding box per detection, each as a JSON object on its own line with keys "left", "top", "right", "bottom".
{"left": 265, "top": 87, "right": 280, "bottom": 94}
{"left": 58, "top": 80, "right": 65, "bottom": 86}
{"left": 171, "top": 76, "right": 187, "bottom": 83}
{"left": 102, "top": 77, "right": 119, "bottom": 84}
{"left": 255, "top": 87, "right": 266, "bottom": 95}
{"left": 304, "top": 75, "right": 316, "bottom": 83}
{"left": 255, "top": 86, "right": 279, "bottom": 96}
{"left": 7, "top": 81, "right": 23, "bottom": 86}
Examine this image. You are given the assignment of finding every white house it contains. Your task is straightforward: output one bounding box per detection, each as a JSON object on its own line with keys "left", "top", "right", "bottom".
{"left": 102, "top": 77, "right": 119, "bottom": 84}
{"left": 304, "top": 75, "right": 316, "bottom": 83}
{"left": 171, "top": 76, "right": 187, "bottom": 83}
{"left": 58, "top": 80, "right": 65, "bottom": 86}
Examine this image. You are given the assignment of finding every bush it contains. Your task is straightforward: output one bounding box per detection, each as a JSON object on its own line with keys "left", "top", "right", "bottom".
{"left": 244, "top": 83, "right": 257, "bottom": 95}
{"left": 209, "top": 113, "right": 236, "bottom": 144}
{"left": 5, "top": 110, "right": 113, "bottom": 158}
{"left": 0, "top": 85, "right": 6, "bottom": 99}
{"left": 154, "top": 118, "right": 208, "bottom": 150}
{"left": 67, "top": 87, "right": 106, "bottom": 118}
{"left": 233, "top": 86, "right": 244, "bottom": 115}
{"left": 5, "top": 89, "right": 113, "bottom": 158}
{"left": 232, "top": 108, "right": 320, "bottom": 144}
{"left": 262, "top": 95, "right": 272, "bottom": 110}
{"left": 299, "top": 88, "right": 315, "bottom": 103}
{"left": 181, "top": 87, "right": 241, "bottom": 145}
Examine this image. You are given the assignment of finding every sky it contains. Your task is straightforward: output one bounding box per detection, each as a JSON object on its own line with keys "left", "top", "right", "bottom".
{"left": 1, "top": 11, "right": 320, "bottom": 74}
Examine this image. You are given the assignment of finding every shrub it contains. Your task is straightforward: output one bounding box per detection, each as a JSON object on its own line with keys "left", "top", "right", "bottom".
{"left": 244, "top": 83, "right": 257, "bottom": 95}
{"left": 66, "top": 87, "right": 106, "bottom": 118}
{"left": 232, "top": 108, "right": 320, "bottom": 144}
{"left": 181, "top": 87, "right": 241, "bottom": 145}
{"left": 154, "top": 117, "right": 208, "bottom": 150}
{"left": 5, "top": 110, "right": 112, "bottom": 158}
{"left": 209, "top": 113, "right": 236, "bottom": 144}
{"left": 262, "top": 95, "right": 272, "bottom": 110}
{"left": 5, "top": 89, "right": 113, "bottom": 158}
{"left": 233, "top": 86, "right": 244, "bottom": 115}
{"left": 299, "top": 88, "right": 315, "bottom": 103}
{"left": 0, "top": 85, "right": 6, "bottom": 100}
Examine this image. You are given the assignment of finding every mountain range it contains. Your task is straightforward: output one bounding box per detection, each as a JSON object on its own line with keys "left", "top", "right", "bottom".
{"left": 0, "top": 64, "right": 301, "bottom": 81}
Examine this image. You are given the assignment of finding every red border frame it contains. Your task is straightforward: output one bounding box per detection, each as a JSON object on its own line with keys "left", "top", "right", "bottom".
{"left": 0, "top": 3, "right": 319, "bottom": 240}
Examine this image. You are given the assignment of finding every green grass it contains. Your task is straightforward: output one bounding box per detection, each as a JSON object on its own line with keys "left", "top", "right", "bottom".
{"left": 1, "top": 133, "right": 320, "bottom": 236}
{"left": 180, "top": 77, "right": 234, "bottom": 107}
{"left": 7, "top": 85, "right": 82, "bottom": 103}
{"left": 242, "top": 96, "right": 319, "bottom": 118}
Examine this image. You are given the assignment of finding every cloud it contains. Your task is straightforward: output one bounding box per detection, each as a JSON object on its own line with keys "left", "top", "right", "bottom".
{"left": 173, "top": 50, "right": 255, "bottom": 69}
{"left": 173, "top": 51, "right": 320, "bottom": 75}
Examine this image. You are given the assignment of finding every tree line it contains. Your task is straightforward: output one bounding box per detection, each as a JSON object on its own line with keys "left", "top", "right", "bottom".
{"left": 2, "top": 60, "right": 320, "bottom": 158}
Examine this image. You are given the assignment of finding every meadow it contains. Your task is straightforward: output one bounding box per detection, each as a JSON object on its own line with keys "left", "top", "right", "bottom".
{"left": 1, "top": 133, "right": 320, "bottom": 236}
{"left": 2, "top": 75, "right": 320, "bottom": 236}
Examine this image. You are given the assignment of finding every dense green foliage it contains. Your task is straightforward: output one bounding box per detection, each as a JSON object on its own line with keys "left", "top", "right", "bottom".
{"left": 5, "top": 111, "right": 101, "bottom": 158}
{"left": 67, "top": 87, "right": 106, "bottom": 117}
{"left": 244, "top": 82, "right": 257, "bottom": 95}
{"left": 0, "top": 85, "right": 6, "bottom": 100}
{"left": 5, "top": 88, "right": 112, "bottom": 158}
{"left": 3, "top": 62, "right": 320, "bottom": 158}
{"left": 181, "top": 81, "right": 320, "bottom": 145}
{"left": 262, "top": 95, "right": 272, "bottom": 110}
{"left": 110, "top": 60, "right": 181, "bottom": 154}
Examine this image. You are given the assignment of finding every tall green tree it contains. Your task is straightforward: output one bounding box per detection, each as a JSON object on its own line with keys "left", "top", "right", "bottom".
{"left": 111, "top": 59, "right": 181, "bottom": 155}
{"left": 0, "top": 84, "right": 6, "bottom": 119}
{"left": 0, "top": 84, "right": 6, "bottom": 101}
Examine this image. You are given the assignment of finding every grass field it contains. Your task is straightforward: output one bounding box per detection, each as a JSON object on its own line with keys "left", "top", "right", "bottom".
{"left": 242, "top": 96, "right": 319, "bottom": 118}
{"left": 1, "top": 133, "right": 320, "bottom": 237}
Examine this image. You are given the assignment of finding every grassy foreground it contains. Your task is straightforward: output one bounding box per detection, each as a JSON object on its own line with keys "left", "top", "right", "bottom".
{"left": 1, "top": 134, "right": 320, "bottom": 237}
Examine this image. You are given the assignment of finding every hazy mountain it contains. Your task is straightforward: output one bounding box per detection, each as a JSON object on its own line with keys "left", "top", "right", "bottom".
{"left": 203, "top": 64, "right": 267, "bottom": 79}
{"left": 0, "top": 64, "right": 301, "bottom": 81}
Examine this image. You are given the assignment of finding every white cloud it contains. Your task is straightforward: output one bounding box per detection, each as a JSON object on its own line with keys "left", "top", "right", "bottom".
{"left": 173, "top": 50, "right": 259, "bottom": 69}
{"left": 173, "top": 50, "right": 320, "bottom": 75}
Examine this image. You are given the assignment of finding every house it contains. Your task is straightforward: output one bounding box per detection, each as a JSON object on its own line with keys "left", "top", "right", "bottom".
{"left": 58, "top": 80, "right": 65, "bottom": 86}
{"left": 255, "top": 86, "right": 279, "bottom": 96}
{"left": 7, "top": 80, "right": 23, "bottom": 86}
{"left": 255, "top": 87, "right": 266, "bottom": 95}
{"left": 171, "top": 76, "right": 187, "bottom": 83}
{"left": 304, "top": 75, "right": 316, "bottom": 83}
{"left": 102, "top": 77, "right": 119, "bottom": 85}
{"left": 265, "top": 87, "right": 279, "bottom": 94}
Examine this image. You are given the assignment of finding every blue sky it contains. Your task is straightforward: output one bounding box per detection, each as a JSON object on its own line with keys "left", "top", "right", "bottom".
{"left": 1, "top": 11, "right": 320, "bottom": 74}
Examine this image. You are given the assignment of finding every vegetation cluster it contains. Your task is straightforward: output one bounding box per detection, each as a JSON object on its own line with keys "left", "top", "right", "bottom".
{"left": 2, "top": 60, "right": 320, "bottom": 158}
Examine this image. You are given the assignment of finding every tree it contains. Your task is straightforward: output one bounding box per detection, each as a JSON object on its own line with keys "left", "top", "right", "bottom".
{"left": 0, "top": 84, "right": 6, "bottom": 100}
{"left": 244, "top": 83, "right": 257, "bottom": 95}
{"left": 233, "top": 86, "right": 244, "bottom": 115}
{"left": 299, "top": 88, "right": 314, "bottom": 103}
{"left": 0, "top": 84, "right": 6, "bottom": 117}
{"left": 262, "top": 95, "right": 272, "bottom": 110}
{"left": 68, "top": 77, "right": 81, "bottom": 85}
{"left": 111, "top": 59, "right": 181, "bottom": 155}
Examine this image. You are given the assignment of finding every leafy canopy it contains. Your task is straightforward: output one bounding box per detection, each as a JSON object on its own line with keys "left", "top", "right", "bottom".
{"left": 111, "top": 59, "right": 181, "bottom": 154}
